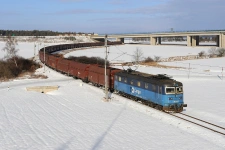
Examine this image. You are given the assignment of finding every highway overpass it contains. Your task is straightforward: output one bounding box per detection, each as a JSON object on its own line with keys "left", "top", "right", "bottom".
{"left": 91, "top": 31, "right": 225, "bottom": 48}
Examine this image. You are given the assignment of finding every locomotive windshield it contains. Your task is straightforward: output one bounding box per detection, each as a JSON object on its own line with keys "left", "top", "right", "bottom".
{"left": 166, "top": 86, "right": 183, "bottom": 94}
{"left": 176, "top": 86, "right": 183, "bottom": 94}
{"left": 166, "top": 87, "right": 175, "bottom": 94}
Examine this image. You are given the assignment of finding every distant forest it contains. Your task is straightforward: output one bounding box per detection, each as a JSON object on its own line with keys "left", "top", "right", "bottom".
{"left": 0, "top": 30, "right": 92, "bottom": 36}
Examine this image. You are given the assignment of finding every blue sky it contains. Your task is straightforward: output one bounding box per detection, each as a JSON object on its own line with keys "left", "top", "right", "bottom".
{"left": 0, "top": 0, "right": 225, "bottom": 34}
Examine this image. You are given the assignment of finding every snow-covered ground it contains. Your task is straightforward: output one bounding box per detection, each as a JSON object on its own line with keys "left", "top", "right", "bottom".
{"left": 0, "top": 41, "right": 55, "bottom": 60}
{"left": 0, "top": 42, "right": 37, "bottom": 59}
{"left": 64, "top": 44, "right": 210, "bottom": 63}
{"left": 0, "top": 36, "right": 93, "bottom": 59}
{"left": 0, "top": 42, "right": 225, "bottom": 149}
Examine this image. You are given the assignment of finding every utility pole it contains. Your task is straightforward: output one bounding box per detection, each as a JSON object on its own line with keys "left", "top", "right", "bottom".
{"left": 34, "top": 42, "right": 36, "bottom": 58}
{"left": 38, "top": 43, "right": 42, "bottom": 56}
{"left": 104, "top": 35, "right": 108, "bottom": 101}
{"left": 188, "top": 63, "right": 190, "bottom": 79}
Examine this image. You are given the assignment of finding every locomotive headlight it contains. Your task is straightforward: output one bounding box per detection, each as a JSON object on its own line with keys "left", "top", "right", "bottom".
{"left": 169, "top": 97, "right": 173, "bottom": 100}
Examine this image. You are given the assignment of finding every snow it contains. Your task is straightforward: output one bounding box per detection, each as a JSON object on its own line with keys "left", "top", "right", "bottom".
{"left": 0, "top": 41, "right": 225, "bottom": 149}
{"left": 64, "top": 44, "right": 210, "bottom": 63}
{"left": 0, "top": 36, "right": 93, "bottom": 60}
{"left": 0, "top": 41, "right": 49, "bottom": 59}
{"left": 0, "top": 42, "right": 34, "bottom": 59}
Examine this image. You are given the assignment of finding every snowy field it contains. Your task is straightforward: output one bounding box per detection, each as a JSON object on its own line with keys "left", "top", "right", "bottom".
{"left": 0, "top": 42, "right": 38, "bottom": 59}
{"left": 0, "top": 41, "right": 52, "bottom": 59}
{"left": 0, "top": 42, "right": 225, "bottom": 149}
{"left": 64, "top": 44, "right": 210, "bottom": 63}
{"left": 0, "top": 35, "right": 93, "bottom": 59}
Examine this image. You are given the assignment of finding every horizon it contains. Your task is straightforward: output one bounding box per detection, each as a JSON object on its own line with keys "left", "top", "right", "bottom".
{"left": 1, "top": 29, "right": 225, "bottom": 35}
{"left": 1, "top": 0, "right": 225, "bottom": 34}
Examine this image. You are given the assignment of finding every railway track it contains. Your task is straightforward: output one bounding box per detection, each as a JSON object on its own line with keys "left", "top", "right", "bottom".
{"left": 167, "top": 112, "right": 225, "bottom": 136}
{"left": 48, "top": 61, "right": 225, "bottom": 136}
{"left": 40, "top": 42, "right": 225, "bottom": 136}
{"left": 129, "top": 92, "right": 225, "bottom": 136}
{"left": 114, "top": 93, "right": 225, "bottom": 136}
{"left": 113, "top": 92, "right": 225, "bottom": 136}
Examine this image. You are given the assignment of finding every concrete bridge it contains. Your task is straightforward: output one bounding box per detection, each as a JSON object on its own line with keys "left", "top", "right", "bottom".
{"left": 91, "top": 31, "right": 225, "bottom": 48}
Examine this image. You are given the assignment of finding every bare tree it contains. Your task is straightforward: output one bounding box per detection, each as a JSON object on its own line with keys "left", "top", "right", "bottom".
{"left": 144, "top": 56, "right": 154, "bottom": 63}
{"left": 132, "top": 47, "right": 143, "bottom": 64}
{"left": 1, "top": 36, "right": 19, "bottom": 67}
{"left": 217, "top": 48, "right": 225, "bottom": 57}
{"left": 208, "top": 47, "right": 217, "bottom": 57}
{"left": 198, "top": 51, "right": 206, "bottom": 57}
{"left": 154, "top": 56, "right": 161, "bottom": 62}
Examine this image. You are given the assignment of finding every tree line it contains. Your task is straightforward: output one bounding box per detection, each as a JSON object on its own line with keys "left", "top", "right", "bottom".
{"left": 0, "top": 30, "right": 93, "bottom": 36}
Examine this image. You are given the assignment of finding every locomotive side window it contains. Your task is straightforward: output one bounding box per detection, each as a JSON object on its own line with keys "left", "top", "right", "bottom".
{"left": 119, "top": 76, "right": 121, "bottom": 81}
{"left": 176, "top": 86, "right": 183, "bottom": 93}
{"left": 152, "top": 85, "right": 156, "bottom": 92}
{"left": 145, "top": 83, "right": 148, "bottom": 89}
{"left": 166, "top": 87, "right": 175, "bottom": 94}
{"left": 130, "top": 80, "right": 133, "bottom": 85}
{"left": 124, "top": 78, "right": 127, "bottom": 83}
{"left": 159, "top": 86, "right": 162, "bottom": 94}
{"left": 137, "top": 81, "right": 141, "bottom": 87}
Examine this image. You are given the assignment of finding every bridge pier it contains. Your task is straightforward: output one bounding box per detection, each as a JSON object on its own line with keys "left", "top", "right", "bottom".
{"left": 223, "top": 34, "right": 225, "bottom": 48}
{"left": 157, "top": 37, "right": 161, "bottom": 45}
{"left": 218, "top": 34, "right": 225, "bottom": 48}
{"left": 150, "top": 37, "right": 157, "bottom": 45}
{"left": 150, "top": 37, "right": 161, "bottom": 45}
{"left": 116, "top": 38, "right": 124, "bottom": 43}
{"left": 216, "top": 35, "right": 219, "bottom": 47}
{"left": 187, "top": 36, "right": 199, "bottom": 47}
{"left": 187, "top": 36, "right": 191, "bottom": 47}
{"left": 192, "top": 36, "right": 199, "bottom": 46}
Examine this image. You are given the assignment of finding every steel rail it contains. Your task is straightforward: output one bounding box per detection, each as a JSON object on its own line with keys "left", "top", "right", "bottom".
{"left": 179, "top": 113, "right": 225, "bottom": 130}
{"left": 167, "top": 112, "right": 225, "bottom": 136}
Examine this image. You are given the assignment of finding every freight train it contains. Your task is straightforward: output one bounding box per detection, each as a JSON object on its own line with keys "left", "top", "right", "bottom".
{"left": 39, "top": 41, "right": 187, "bottom": 112}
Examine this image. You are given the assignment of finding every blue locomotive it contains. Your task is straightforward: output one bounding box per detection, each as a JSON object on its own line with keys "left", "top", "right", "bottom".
{"left": 114, "top": 69, "right": 187, "bottom": 112}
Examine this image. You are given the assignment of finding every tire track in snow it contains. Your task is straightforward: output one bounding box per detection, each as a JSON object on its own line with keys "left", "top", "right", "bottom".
{"left": 27, "top": 94, "right": 76, "bottom": 144}
{"left": 28, "top": 95, "right": 91, "bottom": 149}
{"left": 21, "top": 98, "right": 63, "bottom": 146}
{"left": 13, "top": 95, "right": 54, "bottom": 147}
{"left": 10, "top": 95, "right": 43, "bottom": 147}
{"left": 42, "top": 92, "right": 103, "bottom": 148}
{"left": 0, "top": 95, "right": 27, "bottom": 147}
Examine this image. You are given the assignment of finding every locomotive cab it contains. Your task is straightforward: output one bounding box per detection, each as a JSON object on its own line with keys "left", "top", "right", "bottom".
{"left": 163, "top": 85, "right": 187, "bottom": 112}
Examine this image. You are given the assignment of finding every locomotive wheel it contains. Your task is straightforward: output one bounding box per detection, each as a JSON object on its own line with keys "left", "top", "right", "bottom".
{"left": 175, "top": 106, "right": 183, "bottom": 113}
{"left": 155, "top": 105, "right": 163, "bottom": 111}
{"left": 149, "top": 102, "right": 154, "bottom": 108}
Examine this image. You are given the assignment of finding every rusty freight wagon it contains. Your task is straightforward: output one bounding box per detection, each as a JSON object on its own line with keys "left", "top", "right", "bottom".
{"left": 48, "top": 54, "right": 59, "bottom": 69}
{"left": 57, "top": 58, "right": 70, "bottom": 74}
{"left": 69, "top": 61, "right": 90, "bottom": 82}
{"left": 88, "top": 65, "right": 121, "bottom": 91}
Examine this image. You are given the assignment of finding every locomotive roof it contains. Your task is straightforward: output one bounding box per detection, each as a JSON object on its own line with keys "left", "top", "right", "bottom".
{"left": 116, "top": 69, "right": 182, "bottom": 86}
